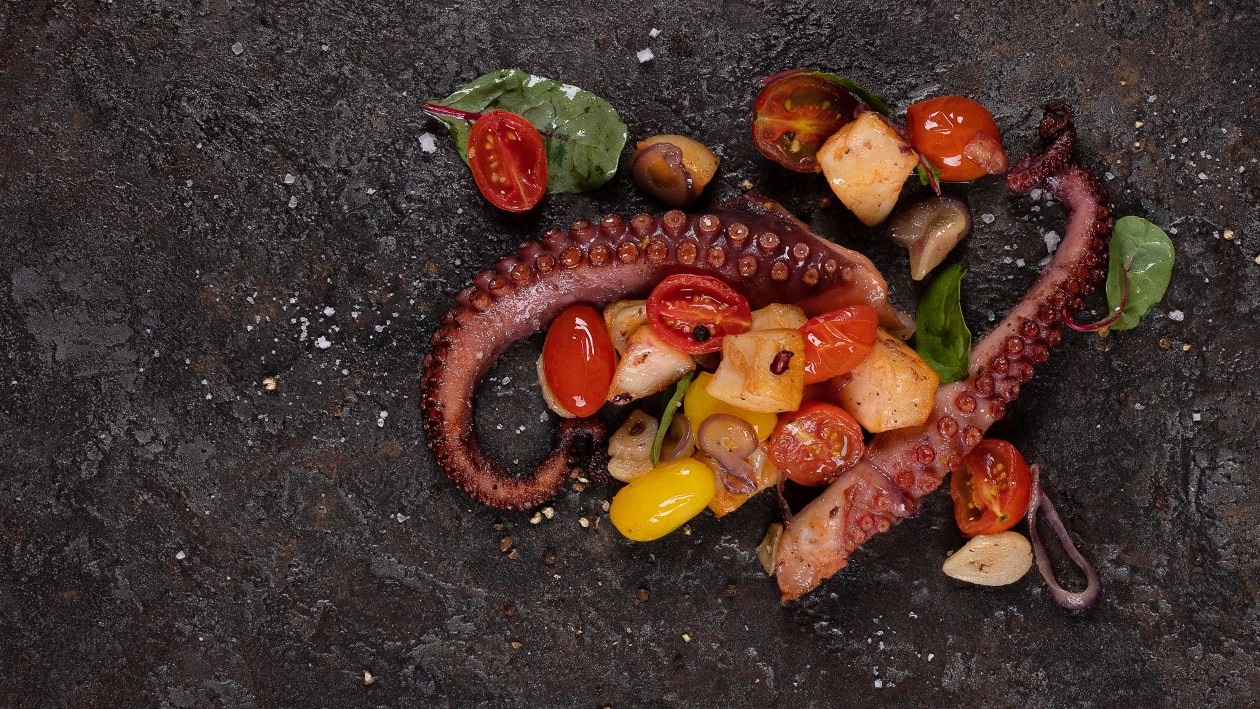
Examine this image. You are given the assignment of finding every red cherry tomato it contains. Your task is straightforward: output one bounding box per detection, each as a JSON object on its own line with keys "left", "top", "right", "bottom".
{"left": 467, "top": 109, "right": 548, "bottom": 212}
{"left": 905, "top": 96, "right": 1007, "bottom": 182}
{"left": 752, "top": 70, "right": 858, "bottom": 173}
{"left": 767, "top": 401, "right": 865, "bottom": 486}
{"left": 950, "top": 439, "right": 1033, "bottom": 538}
{"left": 646, "top": 274, "right": 752, "bottom": 355}
{"left": 542, "top": 304, "right": 615, "bottom": 417}
{"left": 801, "top": 305, "right": 879, "bottom": 384}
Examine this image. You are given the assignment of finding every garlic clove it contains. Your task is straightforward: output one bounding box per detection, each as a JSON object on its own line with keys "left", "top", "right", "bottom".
{"left": 942, "top": 531, "right": 1033, "bottom": 586}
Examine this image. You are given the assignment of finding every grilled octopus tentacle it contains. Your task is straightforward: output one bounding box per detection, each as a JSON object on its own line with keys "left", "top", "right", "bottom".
{"left": 422, "top": 195, "right": 913, "bottom": 510}
{"left": 774, "top": 103, "right": 1113, "bottom": 600}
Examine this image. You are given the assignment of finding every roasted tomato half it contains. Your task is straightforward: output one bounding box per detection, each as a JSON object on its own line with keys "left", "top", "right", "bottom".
{"left": 542, "top": 303, "right": 616, "bottom": 417}
{"left": 905, "top": 96, "right": 1007, "bottom": 182}
{"left": 752, "top": 70, "right": 859, "bottom": 173}
{"left": 468, "top": 109, "right": 548, "bottom": 212}
{"left": 950, "top": 438, "right": 1033, "bottom": 537}
{"left": 646, "top": 274, "right": 752, "bottom": 355}
{"left": 767, "top": 401, "right": 865, "bottom": 486}
{"left": 801, "top": 305, "right": 879, "bottom": 384}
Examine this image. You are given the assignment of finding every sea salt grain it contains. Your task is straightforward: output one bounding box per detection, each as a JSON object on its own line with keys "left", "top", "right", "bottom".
{"left": 231, "top": 42, "right": 244, "bottom": 55}
{"left": 636, "top": 48, "right": 654, "bottom": 63}
{"left": 176, "top": 550, "right": 187, "bottom": 560}
{"left": 1168, "top": 310, "right": 1185, "bottom": 322}
{"left": 288, "top": 196, "right": 298, "bottom": 208}
{"left": 314, "top": 336, "right": 332, "bottom": 349}
{"left": 419, "top": 133, "right": 438, "bottom": 153}
{"left": 1192, "top": 412, "right": 1202, "bottom": 422}
{"left": 649, "top": 28, "right": 661, "bottom": 38}
{"left": 283, "top": 173, "right": 296, "bottom": 184}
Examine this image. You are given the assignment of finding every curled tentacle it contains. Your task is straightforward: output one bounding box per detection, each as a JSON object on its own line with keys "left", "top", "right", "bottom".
{"left": 422, "top": 194, "right": 911, "bottom": 510}
{"left": 775, "top": 103, "right": 1113, "bottom": 600}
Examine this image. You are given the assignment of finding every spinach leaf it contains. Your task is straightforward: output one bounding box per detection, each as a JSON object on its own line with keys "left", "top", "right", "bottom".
{"left": 1105, "top": 216, "right": 1175, "bottom": 331}
{"left": 651, "top": 371, "right": 694, "bottom": 467}
{"left": 813, "top": 71, "right": 892, "bottom": 116}
{"left": 914, "top": 264, "right": 971, "bottom": 383}
{"left": 426, "top": 69, "right": 628, "bottom": 194}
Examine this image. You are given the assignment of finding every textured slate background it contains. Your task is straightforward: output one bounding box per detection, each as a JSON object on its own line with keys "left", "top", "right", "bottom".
{"left": 2, "top": 1, "right": 1258, "bottom": 706}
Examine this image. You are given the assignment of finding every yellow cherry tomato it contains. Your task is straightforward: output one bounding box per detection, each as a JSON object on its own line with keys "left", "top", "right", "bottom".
{"left": 683, "top": 372, "right": 778, "bottom": 440}
{"left": 610, "top": 457, "right": 716, "bottom": 541}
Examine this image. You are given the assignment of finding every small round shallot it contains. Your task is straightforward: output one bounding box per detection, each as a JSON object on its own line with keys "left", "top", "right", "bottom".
{"left": 696, "top": 414, "right": 759, "bottom": 494}
{"left": 630, "top": 134, "right": 720, "bottom": 207}
{"left": 886, "top": 195, "right": 973, "bottom": 281}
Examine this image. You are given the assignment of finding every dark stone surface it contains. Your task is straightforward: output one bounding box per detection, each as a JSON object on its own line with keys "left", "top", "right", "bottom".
{"left": 2, "top": 1, "right": 1258, "bottom": 706}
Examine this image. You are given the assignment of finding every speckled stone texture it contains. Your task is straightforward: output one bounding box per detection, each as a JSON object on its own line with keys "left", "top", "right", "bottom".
{"left": 2, "top": 1, "right": 1258, "bottom": 706}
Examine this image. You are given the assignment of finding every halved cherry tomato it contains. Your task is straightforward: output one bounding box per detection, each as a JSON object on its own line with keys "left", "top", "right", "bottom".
{"left": 767, "top": 401, "right": 865, "bottom": 486}
{"left": 950, "top": 439, "right": 1033, "bottom": 537}
{"left": 752, "top": 70, "right": 858, "bottom": 173}
{"left": 905, "top": 96, "right": 1008, "bottom": 182}
{"left": 542, "top": 304, "right": 615, "bottom": 417}
{"left": 468, "top": 109, "right": 548, "bottom": 212}
{"left": 801, "top": 305, "right": 879, "bottom": 384}
{"left": 646, "top": 274, "right": 752, "bottom": 355}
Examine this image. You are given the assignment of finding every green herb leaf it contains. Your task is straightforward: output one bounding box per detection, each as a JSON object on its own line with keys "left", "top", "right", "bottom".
{"left": 813, "top": 71, "right": 892, "bottom": 116}
{"left": 426, "top": 69, "right": 628, "bottom": 194}
{"left": 651, "top": 371, "right": 695, "bottom": 467}
{"left": 1105, "top": 216, "right": 1175, "bottom": 331}
{"left": 914, "top": 264, "right": 971, "bottom": 383}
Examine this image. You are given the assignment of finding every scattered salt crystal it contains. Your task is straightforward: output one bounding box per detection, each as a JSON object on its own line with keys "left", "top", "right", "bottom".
{"left": 419, "top": 133, "right": 438, "bottom": 153}
{"left": 314, "top": 336, "right": 332, "bottom": 349}
{"left": 185, "top": 179, "right": 193, "bottom": 187}
{"left": 288, "top": 196, "right": 298, "bottom": 208}
{"left": 980, "top": 213, "right": 995, "bottom": 225}
{"left": 1192, "top": 412, "right": 1201, "bottom": 422}
{"left": 283, "top": 173, "right": 296, "bottom": 184}
{"left": 560, "top": 84, "right": 580, "bottom": 100}
{"left": 1168, "top": 310, "right": 1184, "bottom": 322}
{"left": 1015, "top": 258, "right": 1025, "bottom": 267}
{"left": 649, "top": 27, "right": 661, "bottom": 38}
{"left": 323, "top": 306, "right": 335, "bottom": 317}
{"left": 366, "top": 187, "right": 376, "bottom": 195}
{"left": 636, "top": 48, "right": 655, "bottom": 63}
{"left": 1002, "top": 256, "right": 1013, "bottom": 265}
{"left": 1135, "top": 403, "right": 1145, "bottom": 410}
{"left": 1029, "top": 188, "right": 1044, "bottom": 201}
{"left": 395, "top": 512, "right": 409, "bottom": 523}
{"left": 928, "top": 653, "right": 935, "bottom": 661}
{"left": 1043, "top": 230, "right": 1061, "bottom": 253}
{"left": 231, "top": 41, "right": 244, "bottom": 55}
{"left": 176, "top": 550, "right": 187, "bottom": 560}
{"left": 874, "top": 680, "right": 883, "bottom": 689}
{"left": 1147, "top": 95, "right": 1157, "bottom": 103}
{"left": 1198, "top": 172, "right": 1209, "bottom": 180}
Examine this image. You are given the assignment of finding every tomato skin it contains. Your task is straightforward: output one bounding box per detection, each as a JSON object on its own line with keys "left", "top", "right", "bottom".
{"left": 752, "top": 70, "right": 859, "bottom": 173}
{"left": 646, "top": 274, "right": 752, "bottom": 355}
{"left": 542, "top": 304, "right": 616, "bottom": 417}
{"left": 468, "top": 109, "right": 548, "bottom": 212}
{"left": 950, "top": 439, "right": 1033, "bottom": 537}
{"left": 801, "top": 305, "right": 879, "bottom": 384}
{"left": 905, "top": 96, "right": 1006, "bottom": 182}
{"left": 767, "top": 401, "right": 865, "bottom": 486}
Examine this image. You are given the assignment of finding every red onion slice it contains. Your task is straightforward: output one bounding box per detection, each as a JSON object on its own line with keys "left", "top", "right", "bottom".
{"left": 1027, "top": 464, "right": 1101, "bottom": 611}
{"left": 696, "top": 414, "right": 759, "bottom": 494}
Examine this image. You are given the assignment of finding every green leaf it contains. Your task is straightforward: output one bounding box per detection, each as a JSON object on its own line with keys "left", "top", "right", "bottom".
{"left": 651, "top": 372, "right": 695, "bottom": 467}
{"left": 1105, "top": 216, "right": 1175, "bottom": 331}
{"left": 812, "top": 71, "right": 892, "bottom": 116}
{"left": 427, "top": 69, "right": 628, "bottom": 194}
{"left": 914, "top": 264, "right": 971, "bottom": 383}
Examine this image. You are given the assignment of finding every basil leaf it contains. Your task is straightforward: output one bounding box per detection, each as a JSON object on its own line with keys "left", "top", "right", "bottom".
{"left": 651, "top": 371, "right": 694, "bottom": 467}
{"left": 1105, "top": 216, "right": 1175, "bottom": 331}
{"left": 813, "top": 71, "right": 892, "bottom": 116}
{"left": 914, "top": 264, "right": 971, "bottom": 383}
{"left": 428, "top": 69, "right": 628, "bottom": 194}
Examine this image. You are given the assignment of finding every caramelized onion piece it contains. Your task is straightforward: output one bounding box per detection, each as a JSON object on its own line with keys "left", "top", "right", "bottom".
{"left": 608, "top": 409, "right": 658, "bottom": 460}
{"left": 886, "top": 195, "right": 973, "bottom": 280}
{"left": 630, "top": 135, "right": 719, "bottom": 207}
{"left": 696, "top": 414, "right": 758, "bottom": 494}
{"left": 660, "top": 413, "right": 696, "bottom": 463}
{"left": 1027, "top": 464, "right": 1101, "bottom": 611}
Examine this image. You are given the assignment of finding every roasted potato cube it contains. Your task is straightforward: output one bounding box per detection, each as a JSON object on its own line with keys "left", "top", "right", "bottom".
{"left": 706, "top": 328, "right": 805, "bottom": 413}
{"left": 830, "top": 328, "right": 939, "bottom": 432}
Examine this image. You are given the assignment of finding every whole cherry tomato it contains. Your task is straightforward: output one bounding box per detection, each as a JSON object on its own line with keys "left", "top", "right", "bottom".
{"left": 950, "top": 438, "right": 1033, "bottom": 537}
{"left": 542, "top": 304, "right": 616, "bottom": 417}
{"left": 905, "top": 96, "right": 1008, "bottom": 182}
{"left": 801, "top": 305, "right": 879, "bottom": 384}
{"left": 767, "top": 401, "right": 865, "bottom": 486}
{"left": 467, "top": 109, "right": 548, "bottom": 212}
{"left": 752, "top": 70, "right": 858, "bottom": 173}
{"left": 646, "top": 274, "right": 752, "bottom": 355}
